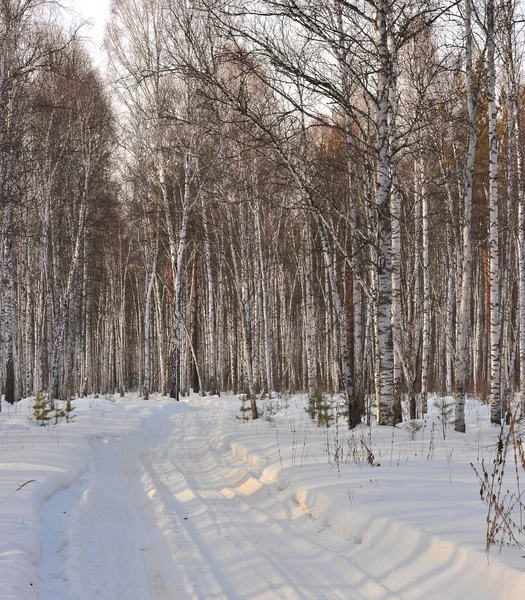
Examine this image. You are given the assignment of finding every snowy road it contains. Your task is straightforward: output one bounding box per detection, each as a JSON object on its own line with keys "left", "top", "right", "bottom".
{"left": 37, "top": 404, "right": 190, "bottom": 600}
{"left": 27, "top": 394, "right": 525, "bottom": 600}
{"left": 35, "top": 401, "right": 400, "bottom": 600}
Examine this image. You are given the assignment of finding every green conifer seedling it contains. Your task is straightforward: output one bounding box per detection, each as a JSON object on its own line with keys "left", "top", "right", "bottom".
{"left": 64, "top": 398, "right": 76, "bottom": 423}
{"left": 33, "top": 391, "right": 52, "bottom": 426}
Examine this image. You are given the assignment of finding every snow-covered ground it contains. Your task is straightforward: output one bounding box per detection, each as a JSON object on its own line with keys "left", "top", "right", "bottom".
{"left": 0, "top": 392, "right": 524, "bottom": 599}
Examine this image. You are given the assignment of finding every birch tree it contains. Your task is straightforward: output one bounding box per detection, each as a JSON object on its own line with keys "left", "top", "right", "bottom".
{"left": 455, "top": 0, "right": 478, "bottom": 433}
{"left": 487, "top": 0, "right": 501, "bottom": 424}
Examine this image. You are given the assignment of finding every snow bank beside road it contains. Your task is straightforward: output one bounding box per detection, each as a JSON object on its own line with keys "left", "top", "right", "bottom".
{"left": 210, "top": 394, "right": 525, "bottom": 600}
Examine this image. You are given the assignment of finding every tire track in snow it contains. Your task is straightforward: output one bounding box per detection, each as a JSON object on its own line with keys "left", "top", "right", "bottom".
{"left": 36, "top": 404, "right": 190, "bottom": 600}
{"left": 141, "top": 408, "right": 401, "bottom": 600}
{"left": 36, "top": 470, "right": 90, "bottom": 600}
{"left": 35, "top": 401, "right": 400, "bottom": 600}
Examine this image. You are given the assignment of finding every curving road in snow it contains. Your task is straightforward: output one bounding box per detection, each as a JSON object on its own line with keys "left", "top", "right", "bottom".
{"left": 30, "top": 396, "right": 525, "bottom": 600}
{"left": 35, "top": 401, "right": 399, "bottom": 600}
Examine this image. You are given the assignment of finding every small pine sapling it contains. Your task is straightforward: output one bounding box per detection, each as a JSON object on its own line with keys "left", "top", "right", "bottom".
{"left": 306, "top": 388, "right": 322, "bottom": 421}
{"left": 53, "top": 404, "right": 66, "bottom": 425}
{"left": 406, "top": 421, "right": 423, "bottom": 441}
{"left": 306, "top": 389, "right": 332, "bottom": 427}
{"left": 317, "top": 394, "right": 332, "bottom": 427}
{"left": 33, "top": 391, "right": 52, "bottom": 426}
{"left": 64, "top": 398, "right": 76, "bottom": 423}
{"left": 306, "top": 388, "right": 322, "bottom": 419}
{"left": 264, "top": 398, "right": 278, "bottom": 422}
{"left": 435, "top": 397, "right": 454, "bottom": 438}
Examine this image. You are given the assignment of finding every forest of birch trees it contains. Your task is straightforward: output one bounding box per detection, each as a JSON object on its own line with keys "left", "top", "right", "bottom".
{"left": 2, "top": 0, "right": 525, "bottom": 431}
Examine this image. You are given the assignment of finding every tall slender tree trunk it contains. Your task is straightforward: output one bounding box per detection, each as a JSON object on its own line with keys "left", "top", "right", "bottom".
{"left": 50, "top": 201, "right": 86, "bottom": 402}
{"left": 303, "top": 224, "right": 317, "bottom": 400}
{"left": 190, "top": 248, "right": 200, "bottom": 394}
{"left": 487, "top": 0, "right": 501, "bottom": 424}
{"left": 439, "top": 156, "right": 457, "bottom": 395}
{"left": 143, "top": 218, "right": 158, "bottom": 399}
{"left": 375, "top": 2, "right": 395, "bottom": 425}
{"left": 420, "top": 156, "right": 430, "bottom": 415}
{"left": 503, "top": 4, "right": 525, "bottom": 416}
{"left": 154, "top": 277, "right": 167, "bottom": 395}
{"left": 202, "top": 194, "right": 217, "bottom": 395}
{"left": 455, "top": 0, "right": 477, "bottom": 433}
{"left": 255, "top": 206, "right": 273, "bottom": 394}
{"left": 159, "top": 146, "right": 191, "bottom": 401}
{"left": 387, "top": 9, "right": 404, "bottom": 423}
{"left": 2, "top": 180, "right": 16, "bottom": 404}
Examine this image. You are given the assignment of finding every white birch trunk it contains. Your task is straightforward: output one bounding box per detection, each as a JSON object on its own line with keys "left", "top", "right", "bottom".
{"left": 439, "top": 155, "right": 457, "bottom": 395}
{"left": 172, "top": 152, "right": 191, "bottom": 400}
{"left": 2, "top": 195, "right": 15, "bottom": 404}
{"left": 255, "top": 207, "right": 273, "bottom": 394}
{"left": 487, "top": 0, "right": 500, "bottom": 423}
{"left": 420, "top": 156, "right": 430, "bottom": 415}
{"left": 50, "top": 200, "right": 86, "bottom": 402}
{"left": 304, "top": 224, "right": 317, "bottom": 400}
{"left": 218, "top": 130, "right": 257, "bottom": 417}
{"left": 202, "top": 194, "right": 217, "bottom": 394}
{"left": 143, "top": 217, "right": 158, "bottom": 399}
{"left": 158, "top": 146, "right": 191, "bottom": 401}
{"left": 154, "top": 277, "right": 167, "bottom": 395}
{"left": 375, "top": 2, "right": 394, "bottom": 425}
{"left": 387, "top": 10, "right": 403, "bottom": 421}
{"left": 455, "top": 0, "right": 477, "bottom": 432}
{"left": 503, "top": 3, "right": 525, "bottom": 417}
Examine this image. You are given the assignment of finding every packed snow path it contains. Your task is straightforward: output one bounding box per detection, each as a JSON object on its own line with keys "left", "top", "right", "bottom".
{"left": 25, "top": 396, "right": 525, "bottom": 600}
{"left": 36, "top": 404, "right": 189, "bottom": 600}
{"left": 37, "top": 404, "right": 395, "bottom": 600}
{"left": 35, "top": 401, "right": 399, "bottom": 600}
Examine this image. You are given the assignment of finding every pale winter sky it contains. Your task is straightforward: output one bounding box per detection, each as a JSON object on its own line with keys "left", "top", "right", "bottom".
{"left": 65, "top": 0, "right": 112, "bottom": 64}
